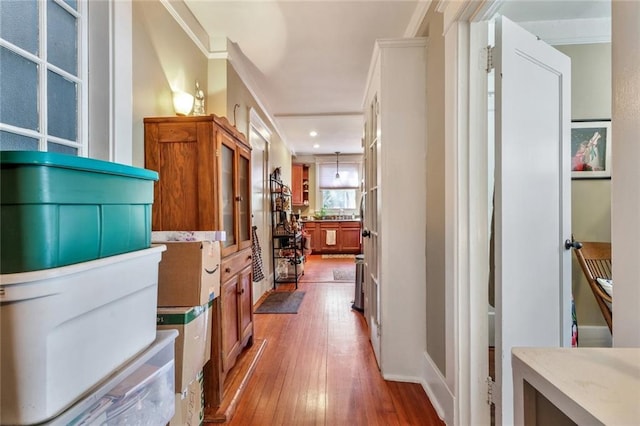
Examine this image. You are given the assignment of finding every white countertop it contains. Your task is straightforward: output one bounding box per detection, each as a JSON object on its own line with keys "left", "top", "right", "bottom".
{"left": 512, "top": 347, "right": 640, "bottom": 425}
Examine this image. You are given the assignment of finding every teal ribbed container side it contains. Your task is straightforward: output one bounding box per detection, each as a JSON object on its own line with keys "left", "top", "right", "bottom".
{"left": 1, "top": 151, "right": 158, "bottom": 273}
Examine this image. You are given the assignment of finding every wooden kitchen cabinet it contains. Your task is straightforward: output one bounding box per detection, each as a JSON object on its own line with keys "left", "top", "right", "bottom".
{"left": 291, "top": 164, "right": 303, "bottom": 205}
{"left": 291, "top": 163, "right": 310, "bottom": 206}
{"left": 144, "top": 114, "right": 253, "bottom": 416}
{"left": 340, "top": 222, "right": 362, "bottom": 253}
{"left": 320, "top": 223, "right": 341, "bottom": 253}
{"left": 307, "top": 221, "right": 361, "bottom": 254}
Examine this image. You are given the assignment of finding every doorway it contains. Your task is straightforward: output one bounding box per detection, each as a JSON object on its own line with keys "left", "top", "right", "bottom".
{"left": 470, "top": 12, "right": 574, "bottom": 426}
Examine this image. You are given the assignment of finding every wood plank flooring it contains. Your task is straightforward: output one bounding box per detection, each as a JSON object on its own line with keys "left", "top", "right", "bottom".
{"left": 225, "top": 255, "right": 444, "bottom": 425}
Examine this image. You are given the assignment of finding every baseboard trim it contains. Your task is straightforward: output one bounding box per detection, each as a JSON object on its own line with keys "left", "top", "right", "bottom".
{"left": 578, "top": 325, "right": 612, "bottom": 347}
{"left": 420, "top": 351, "right": 453, "bottom": 425}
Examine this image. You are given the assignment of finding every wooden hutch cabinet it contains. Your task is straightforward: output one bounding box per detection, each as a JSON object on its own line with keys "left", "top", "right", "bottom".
{"left": 144, "top": 114, "right": 253, "bottom": 418}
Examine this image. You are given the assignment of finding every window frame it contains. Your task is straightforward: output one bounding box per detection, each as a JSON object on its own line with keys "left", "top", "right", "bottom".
{"left": 315, "top": 156, "right": 363, "bottom": 213}
{"left": 0, "top": 0, "right": 88, "bottom": 155}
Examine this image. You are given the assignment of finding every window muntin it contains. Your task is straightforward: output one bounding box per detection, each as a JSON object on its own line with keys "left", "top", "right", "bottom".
{"left": 0, "top": 0, "right": 84, "bottom": 154}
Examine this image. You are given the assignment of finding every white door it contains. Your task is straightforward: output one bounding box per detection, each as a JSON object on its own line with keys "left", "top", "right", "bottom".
{"left": 363, "top": 94, "right": 381, "bottom": 367}
{"left": 250, "top": 112, "right": 271, "bottom": 303}
{"left": 494, "top": 16, "right": 572, "bottom": 426}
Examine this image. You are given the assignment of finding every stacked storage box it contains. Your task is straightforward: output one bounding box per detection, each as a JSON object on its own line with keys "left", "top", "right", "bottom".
{"left": 0, "top": 151, "right": 157, "bottom": 274}
{"left": 0, "top": 152, "right": 174, "bottom": 425}
{"left": 152, "top": 231, "right": 223, "bottom": 425}
{"left": 43, "top": 330, "right": 178, "bottom": 425}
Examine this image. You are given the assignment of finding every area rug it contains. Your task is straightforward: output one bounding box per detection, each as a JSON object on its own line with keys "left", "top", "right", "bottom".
{"left": 333, "top": 268, "right": 356, "bottom": 282}
{"left": 321, "top": 254, "right": 355, "bottom": 259}
{"left": 254, "top": 291, "right": 306, "bottom": 314}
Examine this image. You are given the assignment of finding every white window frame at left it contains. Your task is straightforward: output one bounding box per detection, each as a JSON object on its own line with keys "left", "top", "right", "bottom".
{"left": 0, "top": 0, "right": 88, "bottom": 155}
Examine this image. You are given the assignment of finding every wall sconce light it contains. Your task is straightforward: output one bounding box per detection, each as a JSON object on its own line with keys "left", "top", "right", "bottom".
{"left": 173, "top": 90, "right": 194, "bottom": 116}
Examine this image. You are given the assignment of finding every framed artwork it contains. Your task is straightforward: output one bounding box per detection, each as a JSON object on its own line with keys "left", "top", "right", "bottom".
{"left": 571, "top": 120, "right": 612, "bottom": 179}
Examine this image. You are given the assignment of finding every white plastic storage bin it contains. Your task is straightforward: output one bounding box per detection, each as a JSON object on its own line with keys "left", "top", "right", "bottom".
{"left": 46, "top": 330, "right": 178, "bottom": 426}
{"left": 0, "top": 245, "right": 166, "bottom": 425}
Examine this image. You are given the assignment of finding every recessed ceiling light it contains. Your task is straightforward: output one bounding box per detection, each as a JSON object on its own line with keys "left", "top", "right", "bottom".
{"left": 309, "top": 130, "right": 318, "bottom": 137}
{"left": 313, "top": 143, "right": 320, "bottom": 149}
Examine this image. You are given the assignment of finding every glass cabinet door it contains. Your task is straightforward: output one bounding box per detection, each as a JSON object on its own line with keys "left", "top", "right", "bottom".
{"left": 218, "top": 130, "right": 252, "bottom": 257}
{"left": 237, "top": 148, "right": 251, "bottom": 250}
{"left": 220, "top": 139, "right": 236, "bottom": 253}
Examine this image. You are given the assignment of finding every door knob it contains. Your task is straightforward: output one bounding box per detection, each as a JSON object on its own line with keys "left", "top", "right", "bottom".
{"left": 362, "top": 229, "right": 371, "bottom": 238}
{"left": 564, "top": 239, "right": 582, "bottom": 250}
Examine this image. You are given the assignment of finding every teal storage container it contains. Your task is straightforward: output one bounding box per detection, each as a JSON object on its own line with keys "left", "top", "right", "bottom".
{"left": 1, "top": 151, "right": 159, "bottom": 273}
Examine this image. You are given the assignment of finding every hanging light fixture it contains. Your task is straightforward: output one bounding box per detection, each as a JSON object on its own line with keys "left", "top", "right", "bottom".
{"left": 335, "top": 151, "right": 341, "bottom": 179}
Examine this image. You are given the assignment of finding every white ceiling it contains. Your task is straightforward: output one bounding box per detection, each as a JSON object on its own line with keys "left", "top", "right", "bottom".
{"left": 182, "top": 0, "right": 610, "bottom": 156}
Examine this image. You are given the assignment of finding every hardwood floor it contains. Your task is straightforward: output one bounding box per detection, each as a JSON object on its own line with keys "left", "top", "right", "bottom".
{"left": 225, "top": 255, "right": 444, "bottom": 425}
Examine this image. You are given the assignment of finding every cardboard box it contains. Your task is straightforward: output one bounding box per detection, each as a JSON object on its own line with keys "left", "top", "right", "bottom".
{"left": 155, "top": 240, "right": 221, "bottom": 307}
{"left": 157, "top": 303, "right": 212, "bottom": 393}
{"left": 171, "top": 371, "right": 204, "bottom": 426}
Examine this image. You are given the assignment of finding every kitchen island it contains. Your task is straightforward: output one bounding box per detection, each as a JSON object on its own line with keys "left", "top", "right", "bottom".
{"left": 302, "top": 219, "right": 361, "bottom": 254}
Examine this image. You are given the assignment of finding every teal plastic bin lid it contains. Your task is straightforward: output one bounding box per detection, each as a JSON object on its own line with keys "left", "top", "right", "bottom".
{"left": 0, "top": 151, "right": 158, "bottom": 181}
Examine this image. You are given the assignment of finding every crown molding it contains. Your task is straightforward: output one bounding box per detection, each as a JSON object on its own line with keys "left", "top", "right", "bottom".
{"left": 159, "top": 0, "right": 209, "bottom": 57}
{"left": 161, "top": 1, "right": 290, "bottom": 154}
{"left": 405, "top": 1, "right": 433, "bottom": 37}
{"left": 221, "top": 41, "right": 290, "bottom": 153}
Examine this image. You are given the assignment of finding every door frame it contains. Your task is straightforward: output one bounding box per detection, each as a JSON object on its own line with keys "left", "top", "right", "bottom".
{"left": 437, "top": 2, "right": 508, "bottom": 425}
{"left": 249, "top": 108, "right": 272, "bottom": 301}
{"left": 450, "top": 2, "right": 573, "bottom": 424}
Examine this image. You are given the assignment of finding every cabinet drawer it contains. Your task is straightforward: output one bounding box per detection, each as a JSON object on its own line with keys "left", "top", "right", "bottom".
{"left": 340, "top": 221, "right": 361, "bottom": 229}
{"left": 302, "top": 222, "right": 317, "bottom": 231}
{"left": 319, "top": 223, "right": 339, "bottom": 230}
{"left": 221, "top": 247, "right": 252, "bottom": 283}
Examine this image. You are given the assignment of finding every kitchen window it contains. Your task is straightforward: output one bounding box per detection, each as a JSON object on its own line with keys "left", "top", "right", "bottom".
{"left": 0, "top": 0, "right": 86, "bottom": 155}
{"left": 318, "top": 160, "right": 360, "bottom": 211}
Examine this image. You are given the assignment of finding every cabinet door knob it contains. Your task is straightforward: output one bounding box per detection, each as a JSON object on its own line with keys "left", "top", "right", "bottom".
{"left": 238, "top": 288, "right": 245, "bottom": 295}
{"left": 235, "top": 196, "right": 243, "bottom": 202}
{"left": 225, "top": 267, "right": 231, "bottom": 273}
{"left": 247, "top": 255, "right": 252, "bottom": 260}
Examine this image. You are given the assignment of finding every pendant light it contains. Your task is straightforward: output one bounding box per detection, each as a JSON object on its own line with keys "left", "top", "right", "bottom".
{"left": 335, "top": 151, "right": 341, "bottom": 179}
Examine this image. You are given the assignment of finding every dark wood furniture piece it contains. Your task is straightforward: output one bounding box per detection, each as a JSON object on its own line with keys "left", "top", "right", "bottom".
{"left": 144, "top": 115, "right": 253, "bottom": 420}
{"left": 572, "top": 241, "right": 612, "bottom": 332}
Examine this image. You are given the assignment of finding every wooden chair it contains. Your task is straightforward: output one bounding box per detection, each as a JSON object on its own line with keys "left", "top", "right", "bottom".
{"left": 572, "top": 241, "right": 612, "bottom": 333}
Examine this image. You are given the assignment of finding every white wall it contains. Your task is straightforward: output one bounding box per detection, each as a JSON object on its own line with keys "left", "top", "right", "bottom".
{"left": 425, "top": 10, "right": 447, "bottom": 375}
{"left": 611, "top": 1, "right": 640, "bottom": 347}
{"left": 131, "top": 1, "right": 208, "bottom": 168}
